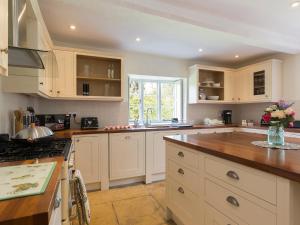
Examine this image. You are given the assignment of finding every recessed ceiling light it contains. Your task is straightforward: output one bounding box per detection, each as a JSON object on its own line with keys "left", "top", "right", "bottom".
{"left": 235, "top": 55, "right": 240, "bottom": 58}
{"left": 70, "top": 25, "right": 76, "bottom": 30}
{"left": 291, "top": 1, "right": 300, "bottom": 7}
{"left": 136, "top": 37, "right": 141, "bottom": 42}
{"left": 198, "top": 48, "right": 203, "bottom": 52}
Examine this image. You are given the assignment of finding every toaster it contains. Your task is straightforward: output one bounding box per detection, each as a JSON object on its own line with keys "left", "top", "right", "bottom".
{"left": 81, "top": 117, "right": 99, "bottom": 129}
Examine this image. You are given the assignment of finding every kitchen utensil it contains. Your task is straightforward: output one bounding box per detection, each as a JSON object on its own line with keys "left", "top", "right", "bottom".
{"left": 207, "top": 96, "right": 220, "bottom": 100}
{"left": 14, "top": 123, "right": 54, "bottom": 142}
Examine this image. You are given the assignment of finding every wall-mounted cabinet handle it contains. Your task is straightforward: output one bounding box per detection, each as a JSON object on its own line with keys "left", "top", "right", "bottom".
{"left": 226, "top": 170, "right": 239, "bottom": 180}
{"left": 178, "top": 187, "right": 184, "bottom": 194}
{"left": 226, "top": 196, "right": 240, "bottom": 207}
{"left": 0, "top": 48, "right": 8, "bottom": 54}
{"left": 177, "top": 168, "right": 184, "bottom": 175}
{"left": 177, "top": 151, "right": 184, "bottom": 157}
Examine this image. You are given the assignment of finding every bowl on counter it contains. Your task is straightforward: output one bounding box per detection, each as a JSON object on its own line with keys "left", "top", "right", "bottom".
{"left": 207, "top": 96, "right": 220, "bottom": 100}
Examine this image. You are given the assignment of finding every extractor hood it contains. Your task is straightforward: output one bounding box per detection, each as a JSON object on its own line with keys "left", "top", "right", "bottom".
{"left": 8, "top": 0, "right": 47, "bottom": 69}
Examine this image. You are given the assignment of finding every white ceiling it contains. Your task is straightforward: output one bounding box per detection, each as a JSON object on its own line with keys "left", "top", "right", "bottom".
{"left": 38, "top": 0, "right": 300, "bottom": 65}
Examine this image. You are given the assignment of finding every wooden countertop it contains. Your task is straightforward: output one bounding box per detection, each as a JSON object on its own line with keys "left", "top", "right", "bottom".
{"left": 54, "top": 124, "right": 237, "bottom": 138}
{"left": 164, "top": 132, "right": 300, "bottom": 182}
{"left": 0, "top": 157, "right": 64, "bottom": 225}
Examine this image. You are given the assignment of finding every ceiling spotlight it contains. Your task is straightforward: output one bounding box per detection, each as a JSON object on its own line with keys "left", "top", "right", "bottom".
{"left": 70, "top": 25, "right": 76, "bottom": 30}
{"left": 136, "top": 37, "right": 141, "bottom": 42}
{"left": 291, "top": 0, "right": 300, "bottom": 7}
{"left": 235, "top": 55, "right": 240, "bottom": 58}
{"left": 198, "top": 48, "right": 203, "bottom": 52}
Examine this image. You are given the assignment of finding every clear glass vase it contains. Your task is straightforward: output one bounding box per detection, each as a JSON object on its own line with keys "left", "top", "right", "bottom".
{"left": 268, "top": 125, "right": 285, "bottom": 146}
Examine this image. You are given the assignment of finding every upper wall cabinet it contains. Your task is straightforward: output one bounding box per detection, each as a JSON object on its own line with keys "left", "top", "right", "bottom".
{"left": 189, "top": 59, "right": 282, "bottom": 104}
{"left": 0, "top": 0, "right": 8, "bottom": 76}
{"left": 52, "top": 50, "right": 76, "bottom": 97}
{"left": 75, "top": 52, "right": 123, "bottom": 100}
{"left": 188, "top": 65, "right": 234, "bottom": 104}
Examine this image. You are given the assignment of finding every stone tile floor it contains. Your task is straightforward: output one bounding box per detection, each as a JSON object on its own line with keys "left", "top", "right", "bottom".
{"left": 74, "top": 182, "right": 176, "bottom": 225}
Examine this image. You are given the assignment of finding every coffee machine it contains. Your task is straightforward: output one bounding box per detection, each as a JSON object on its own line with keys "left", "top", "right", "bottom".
{"left": 222, "top": 110, "right": 232, "bottom": 124}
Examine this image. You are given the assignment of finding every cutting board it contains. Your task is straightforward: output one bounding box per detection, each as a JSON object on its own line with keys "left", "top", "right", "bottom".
{"left": 0, "top": 162, "right": 57, "bottom": 201}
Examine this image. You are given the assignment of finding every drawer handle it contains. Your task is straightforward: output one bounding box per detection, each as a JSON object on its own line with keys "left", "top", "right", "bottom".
{"left": 178, "top": 187, "right": 184, "bottom": 194}
{"left": 177, "top": 168, "right": 184, "bottom": 175}
{"left": 177, "top": 151, "right": 184, "bottom": 157}
{"left": 226, "top": 170, "right": 239, "bottom": 180}
{"left": 226, "top": 196, "right": 240, "bottom": 207}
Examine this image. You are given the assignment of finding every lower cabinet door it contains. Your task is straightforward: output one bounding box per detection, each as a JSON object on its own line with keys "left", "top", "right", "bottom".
{"left": 110, "top": 132, "right": 145, "bottom": 180}
{"left": 74, "top": 135, "right": 103, "bottom": 184}
{"left": 167, "top": 178, "right": 203, "bottom": 225}
{"left": 205, "top": 204, "right": 238, "bottom": 225}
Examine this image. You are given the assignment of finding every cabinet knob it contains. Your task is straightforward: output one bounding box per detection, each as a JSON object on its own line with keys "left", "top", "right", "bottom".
{"left": 177, "top": 151, "right": 184, "bottom": 157}
{"left": 226, "top": 196, "right": 240, "bottom": 207}
{"left": 226, "top": 170, "right": 239, "bottom": 180}
{"left": 265, "top": 95, "right": 268, "bottom": 97}
{"left": 0, "top": 48, "right": 8, "bottom": 54}
{"left": 50, "top": 90, "right": 53, "bottom": 93}
{"left": 57, "top": 91, "right": 60, "bottom": 94}
{"left": 39, "top": 82, "right": 44, "bottom": 85}
{"left": 238, "top": 97, "right": 241, "bottom": 101}
{"left": 177, "top": 168, "right": 184, "bottom": 175}
{"left": 232, "top": 98, "right": 234, "bottom": 101}
{"left": 76, "top": 139, "right": 80, "bottom": 142}
{"left": 125, "top": 136, "right": 131, "bottom": 140}
{"left": 177, "top": 187, "right": 184, "bottom": 194}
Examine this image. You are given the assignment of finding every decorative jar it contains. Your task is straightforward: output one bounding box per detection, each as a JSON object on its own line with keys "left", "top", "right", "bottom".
{"left": 268, "top": 125, "right": 285, "bottom": 146}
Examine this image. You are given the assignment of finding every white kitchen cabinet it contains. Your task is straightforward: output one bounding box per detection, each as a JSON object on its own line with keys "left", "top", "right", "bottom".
{"left": 0, "top": 0, "right": 8, "bottom": 76}
{"left": 53, "top": 50, "right": 76, "bottom": 97}
{"left": 110, "top": 132, "right": 145, "bottom": 180}
{"left": 73, "top": 134, "right": 109, "bottom": 188}
{"left": 234, "top": 68, "right": 250, "bottom": 102}
{"left": 205, "top": 204, "right": 238, "bottom": 225}
{"left": 224, "top": 70, "right": 236, "bottom": 102}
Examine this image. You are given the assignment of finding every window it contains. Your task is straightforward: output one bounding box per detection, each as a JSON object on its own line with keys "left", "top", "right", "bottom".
{"left": 129, "top": 75, "right": 183, "bottom": 123}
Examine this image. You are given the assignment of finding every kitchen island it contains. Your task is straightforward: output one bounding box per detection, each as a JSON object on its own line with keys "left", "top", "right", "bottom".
{"left": 0, "top": 157, "right": 63, "bottom": 225}
{"left": 164, "top": 132, "right": 300, "bottom": 225}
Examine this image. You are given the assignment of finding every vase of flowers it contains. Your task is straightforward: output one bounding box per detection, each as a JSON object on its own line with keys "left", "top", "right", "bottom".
{"left": 262, "top": 101, "right": 295, "bottom": 146}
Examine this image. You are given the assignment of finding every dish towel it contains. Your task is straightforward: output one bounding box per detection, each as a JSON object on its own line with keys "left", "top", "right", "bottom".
{"left": 74, "top": 170, "right": 91, "bottom": 225}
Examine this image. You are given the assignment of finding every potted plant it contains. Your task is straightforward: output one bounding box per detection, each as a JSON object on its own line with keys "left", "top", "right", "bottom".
{"left": 262, "top": 101, "right": 295, "bottom": 146}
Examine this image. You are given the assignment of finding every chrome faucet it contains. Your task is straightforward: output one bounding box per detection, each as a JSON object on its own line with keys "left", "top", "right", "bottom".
{"left": 145, "top": 108, "right": 153, "bottom": 127}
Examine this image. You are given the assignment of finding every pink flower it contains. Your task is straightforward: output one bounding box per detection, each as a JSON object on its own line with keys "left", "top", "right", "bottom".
{"left": 262, "top": 113, "right": 271, "bottom": 123}
{"left": 284, "top": 107, "right": 295, "bottom": 116}
{"left": 289, "top": 122, "right": 294, "bottom": 128}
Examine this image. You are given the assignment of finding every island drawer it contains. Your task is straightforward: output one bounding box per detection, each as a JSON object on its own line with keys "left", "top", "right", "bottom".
{"left": 205, "top": 179, "right": 276, "bottom": 225}
{"left": 166, "top": 143, "right": 200, "bottom": 170}
{"left": 205, "top": 157, "right": 277, "bottom": 204}
{"left": 167, "top": 159, "right": 201, "bottom": 195}
{"left": 167, "top": 178, "right": 202, "bottom": 225}
{"left": 205, "top": 203, "right": 238, "bottom": 225}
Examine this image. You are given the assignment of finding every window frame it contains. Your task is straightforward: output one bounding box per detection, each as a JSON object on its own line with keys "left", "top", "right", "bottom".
{"left": 128, "top": 77, "right": 183, "bottom": 124}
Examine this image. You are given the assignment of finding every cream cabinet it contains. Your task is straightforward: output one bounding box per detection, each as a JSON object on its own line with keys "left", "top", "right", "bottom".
{"left": 0, "top": 0, "right": 8, "bottom": 76}
{"left": 234, "top": 68, "right": 250, "bottom": 102}
{"left": 189, "top": 59, "right": 282, "bottom": 104}
{"left": 53, "top": 50, "right": 76, "bottom": 97}
{"left": 49, "top": 182, "right": 62, "bottom": 225}
{"left": 110, "top": 132, "right": 145, "bottom": 180}
{"left": 73, "top": 134, "right": 109, "bottom": 189}
{"left": 166, "top": 141, "right": 300, "bottom": 225}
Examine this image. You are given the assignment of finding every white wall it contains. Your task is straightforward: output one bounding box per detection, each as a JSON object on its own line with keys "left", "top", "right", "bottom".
{"left": 0, "top": 78, "right": 35, "bottom": 135}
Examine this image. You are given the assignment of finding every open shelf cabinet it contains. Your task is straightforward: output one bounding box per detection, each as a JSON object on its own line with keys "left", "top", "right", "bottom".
{"left": 76, "top": 54, "right": 122, "bottom": 98}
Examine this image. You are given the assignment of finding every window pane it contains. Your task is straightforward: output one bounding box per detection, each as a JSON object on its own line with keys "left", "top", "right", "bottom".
{"left": 143, "top": 82, "right": 158, "bottom": 121}
{"left": 161, "top": 82, "right": 176, "bottom": 121}
{"left": 129, "top": 80, "right": 140, "bottom": 121}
